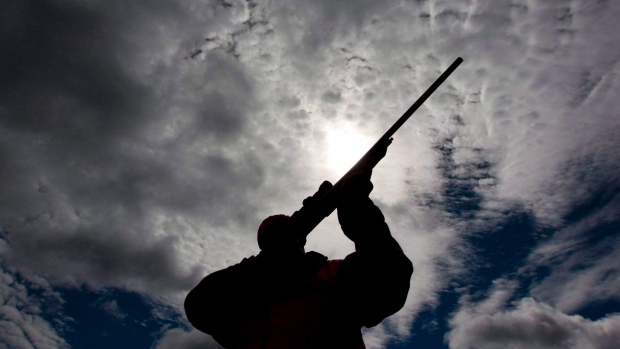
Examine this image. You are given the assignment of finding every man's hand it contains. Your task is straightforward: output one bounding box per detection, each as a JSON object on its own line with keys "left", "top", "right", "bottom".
{"left": 302, "top": 180, "right": 333, "bottom": 209}
{"left": 340, "top": 170, "right": 374, "bottom": 199}
{"left": 337, "top": 170, "right": 390, "bottom": 246}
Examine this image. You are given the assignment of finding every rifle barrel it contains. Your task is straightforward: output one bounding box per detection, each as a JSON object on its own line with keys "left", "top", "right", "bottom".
{"left": 383, "top": 57, "right": 463, "bottom": 140}
{"left": 294, "top": 57, "right": 464, "bottom": 239}
{"left": 343, "top": 56, "right": 464, "bottom": 179}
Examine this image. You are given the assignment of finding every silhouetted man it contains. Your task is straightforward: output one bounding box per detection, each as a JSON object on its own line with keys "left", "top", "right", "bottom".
{"left": 185, "top": 171, "right": 413, "bottom": 349}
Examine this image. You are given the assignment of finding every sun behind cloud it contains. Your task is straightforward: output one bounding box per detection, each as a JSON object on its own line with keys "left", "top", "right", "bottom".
{"left": 326, "top": 128, "right": 373, "bottom": 177}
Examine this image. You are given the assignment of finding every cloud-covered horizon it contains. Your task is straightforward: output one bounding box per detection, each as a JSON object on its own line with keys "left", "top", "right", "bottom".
{"left": 1, "top": 0, "right": 619, "bottom": 348}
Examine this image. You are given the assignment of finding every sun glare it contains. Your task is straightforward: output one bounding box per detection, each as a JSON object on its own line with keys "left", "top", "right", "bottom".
{"left": 326, "top": 129, "right": 373, "bottom": 176}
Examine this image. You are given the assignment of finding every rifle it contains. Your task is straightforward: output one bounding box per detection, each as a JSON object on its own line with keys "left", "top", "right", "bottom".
{"left": 291, "top": 57, "right": 463, "bottom": 244}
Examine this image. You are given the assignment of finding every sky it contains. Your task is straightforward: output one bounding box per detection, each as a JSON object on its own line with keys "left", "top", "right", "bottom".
{"left": 1, "top": 0, "right": 619, "bottom": 348}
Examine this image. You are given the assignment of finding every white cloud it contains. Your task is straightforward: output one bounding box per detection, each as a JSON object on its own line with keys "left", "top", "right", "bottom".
{"left": 362, "top": 324, "right": 390, "bottom": 349}
{"left": 0, "top": 266, "right": 68, "bottom": 349}
{"left": 448, "top": 297, "right": 620, "bottom": 349}
{"left": 525, "top": 193, "right": 620, "bottom": 313}
{"left": 154, "top": 328, "right": 225, "bottom": 349}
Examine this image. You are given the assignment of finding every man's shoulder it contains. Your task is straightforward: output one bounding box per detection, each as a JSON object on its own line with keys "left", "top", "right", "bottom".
{"left": 304, "top": 250, "right": 329, "bottom": 265}
{"left": 234, "top": 251, "right": 329, "bottom": 273}
{"left": 315, "top": 257, "right": 344, "bottom": 284}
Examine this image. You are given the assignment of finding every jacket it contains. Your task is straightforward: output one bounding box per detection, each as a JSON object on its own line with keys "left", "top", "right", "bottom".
{"left": 185, "top": 195, "right": 414, "bottom": 349}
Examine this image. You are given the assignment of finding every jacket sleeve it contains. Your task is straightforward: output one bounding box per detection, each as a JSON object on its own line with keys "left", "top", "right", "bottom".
{"left": 185, "top": 261, "right": 245, "bottom": 347}
{"left": 337, "top": 195, "right": 414, "bottom": 328}
{"left": 184, "top": 253, "right": 315, "bottom": 346}
{"left": 184, "top": 256, "right": 274, "bottom": 347}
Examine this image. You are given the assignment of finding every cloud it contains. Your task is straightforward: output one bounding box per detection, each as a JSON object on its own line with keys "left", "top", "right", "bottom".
{"left": 0, "top": 265, "right": 68, "bottom": 349}
{"left": 154, "top": 328, "right": 225, "bottom": 349}
{"left": 0, "top": 0, "right": 265, "bottom": 298}
{"left": 2, "top": 0, "right": 620, "bottom": 348}
{"left": 447, "top": 297, "right": 620, "bottom": 349}
{"left": 525, "top": 189, "right": 620, "bottom": 313}
{"left": 362, "top": 324, "right": 390, "bottom": 349}
{"left": 97, "top": 299, "right": 127, "bottom": 320}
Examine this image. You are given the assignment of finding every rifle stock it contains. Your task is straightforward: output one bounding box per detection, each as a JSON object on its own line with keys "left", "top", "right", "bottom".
{"left": 291, "top": 57, "right": 463, "bottom": 242}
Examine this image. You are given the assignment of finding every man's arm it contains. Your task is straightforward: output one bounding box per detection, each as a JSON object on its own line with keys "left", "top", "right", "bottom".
{"left": 336, "top": 172, "right": 414, "bottom": 328}
{"left": 184, "top": 250, "right": 324, "bottom": 346}
{"left": 184, "top": 257, "right": 260, "bottom": 347}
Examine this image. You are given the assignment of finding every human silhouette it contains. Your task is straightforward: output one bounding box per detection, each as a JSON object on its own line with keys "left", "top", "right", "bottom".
{"left": 185, "top": 170, "right": 414, "bottom": 349}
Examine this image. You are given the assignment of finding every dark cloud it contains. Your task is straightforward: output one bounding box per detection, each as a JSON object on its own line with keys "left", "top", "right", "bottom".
{"left": 277, "top": 95, "right": 301, "bottom": 108}
{"left": 4, "top": 228, "right": 202, "bottom": 291}
{"left": 0, "top": 0, "right": 264, "bottom": 299}
{"left": 321, "top": 90, "right": 342, "bottom": 103}
{"left": 0, "top": 0, "right": 151, "bottom": 138}
{"left": 178, "top": 52, "right": 256, "bottom": 143}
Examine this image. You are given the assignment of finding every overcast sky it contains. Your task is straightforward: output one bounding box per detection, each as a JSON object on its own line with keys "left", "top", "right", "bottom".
{"left": 1, "top": 0, "right": 620, "bottom": 348}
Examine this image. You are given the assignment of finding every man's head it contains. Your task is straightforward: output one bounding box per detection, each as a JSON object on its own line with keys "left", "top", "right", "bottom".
{"left": 257, "top": 215, "right": 304, "bottom": 255}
